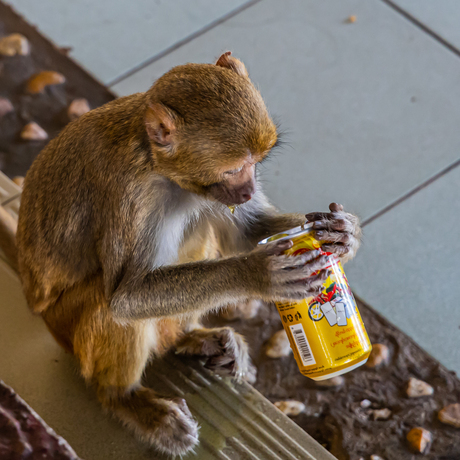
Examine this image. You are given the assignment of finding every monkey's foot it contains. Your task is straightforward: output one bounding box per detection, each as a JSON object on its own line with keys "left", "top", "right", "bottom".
{"left": 176, "top": 327, "right": 256, "bottom": 383}
{"left": 220, "top": 299, "right": 264, "bottom": 321}
{"left": 149, "top": 397, "right": 199, "bottom": 456}
{"left": 106, "top": 388, "right": 199, "bottom": 456}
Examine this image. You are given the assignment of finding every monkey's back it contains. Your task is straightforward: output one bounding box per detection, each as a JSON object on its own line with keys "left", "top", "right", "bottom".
{"left": 16, "top": 92, "right": 150, "bottom": 313}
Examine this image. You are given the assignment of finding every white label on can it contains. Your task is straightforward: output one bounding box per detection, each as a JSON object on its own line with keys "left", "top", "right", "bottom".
{"left": 335, "top": 302, "right": 347, "bottom": 327}
{"left": 290, "top": 323, "right": 316, "bottom": 366}
{"left": 321, "top": 302, "right": 338, "bottom": 327}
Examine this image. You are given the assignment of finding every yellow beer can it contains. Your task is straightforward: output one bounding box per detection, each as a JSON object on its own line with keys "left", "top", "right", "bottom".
{"left": 259, "top": 223, "right": 372, "bottom": 380}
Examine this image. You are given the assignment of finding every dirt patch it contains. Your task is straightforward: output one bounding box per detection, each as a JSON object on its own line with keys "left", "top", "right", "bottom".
{"left": 0, "top": 2, "right": 114, "bottom": 179}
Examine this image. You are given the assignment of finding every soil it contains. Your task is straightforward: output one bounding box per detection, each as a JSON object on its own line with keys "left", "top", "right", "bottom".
{"left": 0, "top": 2, "right": 115, "bottom": 179}
{"left": 1, "top": 2, "right": 459, "bottom": 459}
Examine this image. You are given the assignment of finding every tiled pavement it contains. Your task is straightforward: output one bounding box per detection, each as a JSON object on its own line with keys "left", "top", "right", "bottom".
{"left": 5, "top": 0, "right": 460, "bottom": 402}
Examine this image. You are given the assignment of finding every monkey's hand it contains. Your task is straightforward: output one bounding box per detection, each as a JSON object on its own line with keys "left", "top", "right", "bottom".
{"left": 305, "top": 202, "right": 362, "bottom": 264}
{"left": 249, "top": 239, "right": 331, "bottom": 302}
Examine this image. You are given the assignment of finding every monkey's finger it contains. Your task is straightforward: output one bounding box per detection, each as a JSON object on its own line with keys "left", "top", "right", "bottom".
{"left": 321, "top": 244, "right": 350, "bottom": 256}
{"left": 272, "top": 284, "right": 321, "bottom": 301}
{"left": 276, "top": 269, "right": 331, "bottom": 295}
{"left": 264, "top": 238, "right": 293, "bottom": 255}
{"left": 277, "top": 263, "right": 330, "bottom": 284}
{"left": 302, "top": 268, "right": 331, "bottom": 287}
{"left": 313, "top": 218, "right": 350, "bottom": 232}
{"left": 315, "top": 230, "right": 350, "bottom": 244}
{"left": 329, "top": 202, "right": 344, "bottom": 213}
{"left": 305, "top": 211, "right": 329, "bottom": 222}
{"left": 287, "top": 249, "right": 324, "bottom": 267}
{"left": 271, "top": 251, "right": 326, "bottom": 272}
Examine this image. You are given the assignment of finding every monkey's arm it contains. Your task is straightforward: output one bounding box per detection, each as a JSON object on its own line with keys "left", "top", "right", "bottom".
{"left": 110, "top": 246, "right": 329, "bottom": 321}
{"left": 110, "top": 257, "right": 258, "bottom": 320}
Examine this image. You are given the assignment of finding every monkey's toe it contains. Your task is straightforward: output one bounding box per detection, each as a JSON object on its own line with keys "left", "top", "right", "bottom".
{"left": 151, "top": 398, "right": 199, "bottom": 457}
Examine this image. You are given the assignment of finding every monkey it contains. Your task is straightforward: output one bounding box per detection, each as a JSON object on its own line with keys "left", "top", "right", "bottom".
{"left": 0, "top": 52, "right": 362, "bottom": 456}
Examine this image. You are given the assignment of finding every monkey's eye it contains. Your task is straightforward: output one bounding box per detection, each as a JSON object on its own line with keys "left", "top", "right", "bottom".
{"left": 224, "top": 166, "right": 243, "bottom": 176}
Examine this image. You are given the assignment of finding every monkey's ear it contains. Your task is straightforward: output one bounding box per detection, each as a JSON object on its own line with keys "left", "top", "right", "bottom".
{"left": 216, "top": 51, "right": 248, "bottom": 78}
{"left": 145, "top": 102, "right": 177, "bottom": 148}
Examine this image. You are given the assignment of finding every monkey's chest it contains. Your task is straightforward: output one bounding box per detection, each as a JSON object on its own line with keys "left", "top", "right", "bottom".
{"left": 178, "top": 221, "right": 219, "bottom": 264}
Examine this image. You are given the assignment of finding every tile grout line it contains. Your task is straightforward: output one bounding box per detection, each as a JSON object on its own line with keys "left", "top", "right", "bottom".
{"left": 362, "top": 157, "right": 460, "bottom": 227}
{"left": 107, "top": 0, "right": 264, "bottom": 87}
{"left": 380, "top": 0, "right": 460, "bottom": 59}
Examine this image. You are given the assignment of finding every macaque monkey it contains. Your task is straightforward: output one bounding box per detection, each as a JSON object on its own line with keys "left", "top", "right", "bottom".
{"left": 0, "top": 52, "right": 362, "bottom": 456}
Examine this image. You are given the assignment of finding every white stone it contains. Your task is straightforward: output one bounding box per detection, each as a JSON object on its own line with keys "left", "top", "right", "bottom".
{"left": 406, "top": 377, "right": 434, "bottom": 398}
{"left": 315, "top": 376, "right": 345, "bottom": 387}
{"left": 0, "top": 98, "right": 14, "bottom": 117}
{"left": 0, "top": 33, "right": 29, "bottom": 56}
{"left": 274, "top": 400, "right": 305, "bottom": 416}
{"left": 21, "top": 122, "right": 48, "bottom": 141}
{"left": 373, "top": 408, "right": 392, "bottom": 420}
{"left": 266, "top": 329, "right": 291, "bottom": 358}
{"left": 67, "top": 99, "right": 91, "bottom": 121}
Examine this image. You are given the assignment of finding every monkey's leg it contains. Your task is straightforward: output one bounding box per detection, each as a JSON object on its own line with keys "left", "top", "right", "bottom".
{"left": 73, "top": 310, "right": 199, "bottom": 456}
{"left": 220, "top": 299, "right": 264, "bottom": 321}
{"left": 176, "top": 326, "right": 256, "bottom": 383}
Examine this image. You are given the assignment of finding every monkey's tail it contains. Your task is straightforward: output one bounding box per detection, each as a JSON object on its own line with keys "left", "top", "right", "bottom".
{"left": 0, "top": 205, "right": 18, "bottom": 272}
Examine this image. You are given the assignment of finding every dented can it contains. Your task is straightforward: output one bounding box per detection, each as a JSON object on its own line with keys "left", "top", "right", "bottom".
{"left": 259, "top": 223, "right": 372, "bottom": 380}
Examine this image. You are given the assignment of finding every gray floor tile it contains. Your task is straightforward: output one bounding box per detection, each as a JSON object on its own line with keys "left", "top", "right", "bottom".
{"left": 113, "top": 0, "right": 460, "bottom": 222}
{"left": 346, "top": 165, "right": 460, "bottom": 375}
{"left": 391, "top": 0, "right": 460, "bottom": 52}
{"left": 5, "top": 0, "right": 250, "bottom": 84}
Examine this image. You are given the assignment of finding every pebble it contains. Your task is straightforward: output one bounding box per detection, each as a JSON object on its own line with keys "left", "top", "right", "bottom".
{"left": 274, "top": 400, "right": 305, "bottom": 416}
{"left": 0, "top": 33, "right": 30, "bottom": 56}
{"left": 315, "top": 376, "right": 345, "bottom": 387}
{"left": 406, "top": 377, "right": 434, "bottom": 398}
{"left": 21, "top": 122, "right": 48, "bottom": 141}
{"left": 373, "top": 408, "right": 392, "bottom": 420}
{"left": 26, "top": 71, "right": 66, "bottom": 94}
{"left": 360, "top": 399, "right": 372, "bottom": 408}
{"left": 67, "top": 98, "right": 91, "bottom": 121}
{"left": 346, "top": 15, "right": 357, "bottom": 23}
{"left": 406, "top": 427, "right": 432, "bottom": 454}
{"left": 370, "top": 456, "right": 385, "bottom": 460}
{"left": 266, "top": 329, "right": 291, "bottom": 358}
{"left": 438, "top": 403, "right": 460, "bottom": 428}
{"left": 12, "top": 176, "right": 24, "bottom": 188}
{"left": 365, "top": 343, "right": 390, "bottom": 368}
{"left": 0, "top": 98, "right": 14, "bottom": 117}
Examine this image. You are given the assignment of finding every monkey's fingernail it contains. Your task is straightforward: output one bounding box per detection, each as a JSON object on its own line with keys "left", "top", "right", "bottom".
{"left": 315, "top": 231, "right": 324, "bottom": 237}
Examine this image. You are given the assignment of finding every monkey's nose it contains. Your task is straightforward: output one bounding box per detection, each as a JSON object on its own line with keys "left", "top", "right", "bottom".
{"left": 236, "top": 181, "right": 255, "bottom": 203}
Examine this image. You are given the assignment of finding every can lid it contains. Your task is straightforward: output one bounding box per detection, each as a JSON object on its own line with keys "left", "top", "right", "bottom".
{"left": 258, "top": 222, "right": 314, "bottom": 245}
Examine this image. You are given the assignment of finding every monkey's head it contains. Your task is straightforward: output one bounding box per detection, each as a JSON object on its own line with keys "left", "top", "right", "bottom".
{"left": 145, "top": 52, "right": 277, "bottom": 206}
